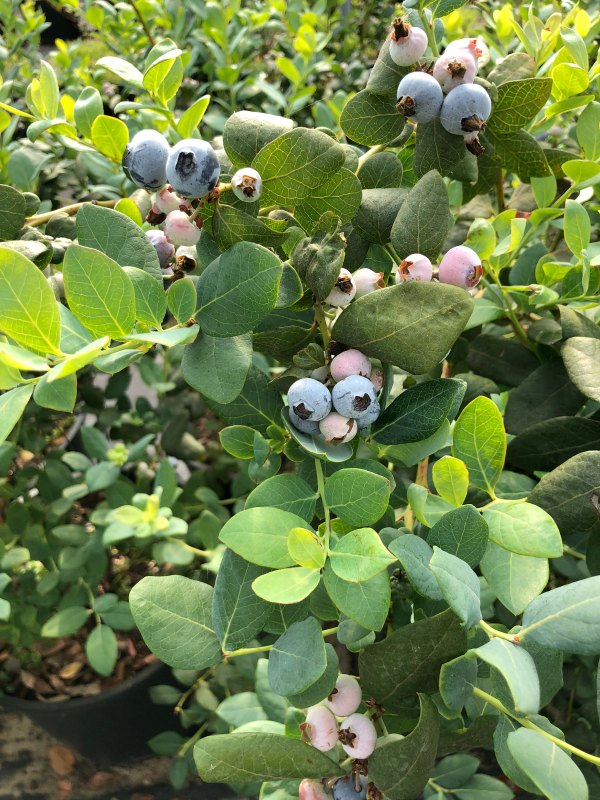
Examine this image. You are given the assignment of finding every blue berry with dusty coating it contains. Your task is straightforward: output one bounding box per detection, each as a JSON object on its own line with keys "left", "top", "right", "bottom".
{"left": 287, "top": 378, "right": 332, "bottom": 422}
{"left": 332, "top": 775, "right": 368, "bottom": 800}
{"left": 166, "top": 138, "right": 221, "bottom": 198}
{"left": 332, "top": 376, "right": 377, "bottom": 419}
{"left": 122, "top": 130, "right": 170, "bottom": 190}
{"left": 396, "top": 73, "right": 443, "bottom": 123}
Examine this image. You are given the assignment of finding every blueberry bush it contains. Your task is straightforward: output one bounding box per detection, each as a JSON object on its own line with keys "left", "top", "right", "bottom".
{"left": 0, "top": 0, "right": 600, "bottom": 797}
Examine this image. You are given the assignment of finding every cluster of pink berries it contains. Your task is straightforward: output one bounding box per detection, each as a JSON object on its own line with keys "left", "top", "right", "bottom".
{"left": 299, "top": 675, "right": 379, "bottom": 800}
{"left": 389, "top": 20, "right": 491, "bottom": 155}
{"left": 287, "top": 349, "right": 383, "bottom": 444}
{"left": 396, "top": 245, "right": 483, "bottom": 289}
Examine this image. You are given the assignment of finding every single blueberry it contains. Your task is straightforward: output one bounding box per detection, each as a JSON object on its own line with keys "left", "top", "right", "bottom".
{"left": 332, "top": 775, "right": 368, "bottom": 800}
{"left": 332, "top": 376, "right": 377, "bottom": 420}
{"left": 166, "top": 138, "right": 221, "bottom": 198}
{"left": 287, "top": 378, "right": 332, "bottom": 423}
{"left": 122, "top": 129, "right": 170, "bottom": 190}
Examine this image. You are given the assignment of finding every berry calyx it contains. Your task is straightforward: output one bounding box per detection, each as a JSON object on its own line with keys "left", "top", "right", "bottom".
{"left": 438, "top": 245, "right": 483, "bottom": 288}
{"left": 231, "top": 167, "right": 263, "bottom": 202}
{"left": 330, "top": 350, "right": 372, "bottom": 383}
{"left": 175, "top": 245, "right": 197, "bottom": 273}
{"left": 324, "top": 674, "right": 362, "bottom": 717}
{"left": 325, "top": 269, "right": 357, "bottom": 308}
{"left": 287, "top": 378, "right": 332, "bottom": 422}
{"left": 396, "top": 73, "right": 443, "bottom": 124}
{"left": 319, "top": 413, "right": 357, "bottom": 444}
{"left": 332, "top": 376, "right": 377, "bottom": 419}
{"left": 303, "top": 705, "right": 339, "bottom": 752}
{"left": 338, "top": 714, "right": 377, "bottom": 760}
{"left": 395, "top": 253, "right": 433, "bottom": 283}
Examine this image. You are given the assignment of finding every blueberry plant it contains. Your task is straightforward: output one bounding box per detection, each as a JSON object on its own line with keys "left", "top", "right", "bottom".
{"left": 0, "top": 1, "right": 599, "bottom": 798}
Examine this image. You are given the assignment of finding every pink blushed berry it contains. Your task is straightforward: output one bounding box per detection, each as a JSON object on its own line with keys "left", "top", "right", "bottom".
{"left": 338, "top": 713, "right": 377, "bottom": 760}
{"left": 319, "top": 413, "right": 357, "bottom": 445}
{"left": 303, "top": 705, "right": 339, "bottom": 752}
{"left": 395, "top": 254, "right": 433, "bottom": 283}
{"left": 325, "top": 269, "right": 356, "bottom": 308}
{"left": 299, "top": 780, "right": 332, "bottom": 800}
{"left": 370, "top": 367, "right": 384, "bottom": 393}
{"left": 438, "top": 245, "right": 483, "bottom": 288}
{"left": 164, "top": 210, "right": 201, "bottom": 247}
{"left": 324, "top": 675, "right": 362, "bottom": 717}
{"left": 330, "top": 350, "right": 372, "bottom": 382}
{"left": 352, "top": 268, "right": 385, "bottom": 299}
{"left": 433, "top": 51, "right": 477, "bottom": 93}
{"left": 445, "top": 37, "right": 484, "bottom": 64}
{"left": 388, "top": 18, "right": 428, "bottom": 67}
{"left": 146, "top": 229, "right": 175, "bottom": 270}
{"left": 155, "top": 186, "right": 184, "bottom": 214}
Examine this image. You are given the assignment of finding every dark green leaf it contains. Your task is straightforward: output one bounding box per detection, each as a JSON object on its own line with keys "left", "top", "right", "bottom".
{"left": 268, "top": 617, "right": 327, "bottom": 695}
{"left": 427, "top": 506, "right": 489, "bottom": 567}
{"left": 504, "top": 361, "right": 584, "bottom": 434}
{"left": 507, "top": 417, "right": 600, "bottom": 472}
{"left": 390, "top": 170, "right": 451, "bottom": 260}
{"left": 182, "top": 333, "right": 252, "bottom": 403}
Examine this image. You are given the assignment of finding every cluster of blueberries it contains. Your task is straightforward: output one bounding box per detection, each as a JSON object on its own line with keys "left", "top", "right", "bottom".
{"left": 299, "top": 674, "right": 379, "bottom": 800}
{"left": 389, "top": 20, "right": 491, "bottom": 155}
{"left": 121, "top": 129, "right": 262, "bottom": 275}
{"left": 287, "top": 349, "right": 383, "bottom": 443}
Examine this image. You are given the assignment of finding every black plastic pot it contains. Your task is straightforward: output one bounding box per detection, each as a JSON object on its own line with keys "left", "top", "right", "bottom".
{"left": 0, "top": 660, "right": 178, "bottom": 764}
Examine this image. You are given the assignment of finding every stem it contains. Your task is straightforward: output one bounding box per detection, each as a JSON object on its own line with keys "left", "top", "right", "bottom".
{"left": 129, "top": 0, "right": 156, "bottom": 45}
{"left": 314, "top": 304, "right": 330, "bottom": 346}
{"left": 487, "top": 274, "right": 536, "bottom": 353}
{"left": 563, "top": 544, "right": 586, "bottom": 560}
{"left": 496, "top": 169, "right": 505, "bottom": 213}
{"left": 384, "top": 243, "right": 402, "bottom": 265}
{"left": 379, "top": 363, "right": 394, "bottom": 410}
{"left": 472, "top": 687, "right": 600, "bottom": 767}
{"left": 166, "top": 538, "right": 212, "bottom": 558}
{"left": 427, "top": 779, "right": 450, "bottom": 795}
{"left": 26, "top": 199, "right": 119, "bottom": 227}
{"left": 356, "top": 144, "right": 385, "bottom": 170}
{"left": 418, "top": 9, "right": 439, "bottom": 57}
{"left": 223, "top": 627, "right": 338, "bottom": 659}
{"left": 415, "top": 457, "right": 429, "bottom": 490}
{"left": 177, "top": 721, "right": 208, "bottom": 758}
{"left": 315, "top": 458, "right": 331, "bottom": 552}
{"left": 479, "top": 619, "right": 518, "bottom": 643}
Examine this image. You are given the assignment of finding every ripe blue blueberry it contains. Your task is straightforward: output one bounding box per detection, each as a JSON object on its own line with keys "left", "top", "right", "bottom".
{"left": 231, "top": 167, "right": 263, "bottom": 202}
{"left": 289, "top": 408, "right": 321, "bottom": 435}
{"left": 396, "top": 73, "right": 443, "bottom": 123}
{"left": 440, "top": 83, "right": 491, "bottom": 136}
{"left": 357, "top": 400, "right": 381, "bottom": 430}
{"left": 122, "top": 129, "right": 170, "bottom": 190}
{"left": 165, "top": 138, "right": 221, "bottom": 198}
{"left": 332, "top": 376, "right": 377, "bottom": 420}
{"left": 287, "top": 378, "right": 332, "bottom": 422}
{"left": 332, "top": 775, "right": 368, "bottom": 800}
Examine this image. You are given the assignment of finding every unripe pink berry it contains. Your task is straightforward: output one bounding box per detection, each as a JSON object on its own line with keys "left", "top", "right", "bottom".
{"left": 319, "top": 413, "right": 357, "bottom": 445}
{"left": 324, "top": 675, "right": 362, "bottom": 717}
{"left": 438, "top": 245, "right": 483, "bottom": 288}
{"left": 325, "top": 269, "right": 356, "bottom": 308}
{"left": 444, "top": 37, "right": 483, "bottom": 64}
{"left": 370, "top": 367, "right": 384, "bottom": 393}
{"left": 389, "top": 18, "right": 428, "bottom": 67}
{"left": 304, "top": 705, "right": 339, "bottom": 752}
{"left": 395, "top": 254, "right": 433, "bottom": 283}
{"left": 352, "top": 268, "right": 385, "bottom": 298}
{"left": 146, "top": 229, "right": 175, "bottom": 269}
{"left": 164, "top": 210, "right": 201, "bottom": 247}
{"left": 433, "top": 51, "right": 477, "bottom": 93}
{"left": 299, "top": 780, "right": 332, "bottom": 800}
{"left": 155, "top": 186, "right": 183, "bottom": 214}
{"left": 338, "top": 713, "right": 377, "bottom": 759}
{"left": 330, "top": 350, "right": 372, "bottom": 382}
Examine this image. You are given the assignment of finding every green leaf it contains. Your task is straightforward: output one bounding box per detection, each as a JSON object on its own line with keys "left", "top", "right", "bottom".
{"left": 466, "top": 334, "right": 538, "bottom": 387}
{"left": 59, "top": 304, "right": 94, "bottom": 354}
{"left": 167, "top": 278, "right": 195, "bottom": 325}
{"left": 485, "top": 129, "right": 551, "bottom": 178}
{"left": 452, "top": 397, "right": 506, "bottom": 497}
{"left": 358, "top": 151, "right": 403, "bottom": 189}
{"left": 562, "top": 336, "right": 600, "bottom": 402}
{"left": 39, "top": 60, "right": 59, "bottom": 117}
{"left": 0, "top": 384, "right": 34, "bottom": 444}
{"left": 390, "top": 170, "right": 451, "bottom": 260}
{"left": 130, "top": 575, "right": 221, "bottom": 669}
{"left": 329, "top": 528, "right": 395, "bottom": 582}
{"left": 286, "top": 643, "right": 339, "bottom": 707}
{"left": 0, "top": 342, "right": 47, "bottom": 372}
{"left": 483, "top": 502, "right": 562, "bottom": 558}
{"left": 287, "top": 527, "right": 325, "bottom": 568}
{"left": 433, "top": 754, "right": 479, "bottom": 789}
{"left": 430, "top": 547, "right": 481, "bottom": 629}
{"left": 223, "top": 111, "right": 295, "bottom": 167}
{"left": 0, "top": 247, "right": 61, "bottom": 354}
{"left": 253, "top": 567, "right": 321, "bottom": 604}
{"left": 432, "top": 456, "right": 469, "bottom": 507}
{"left": 427, "top": 506, "right": 489, "bottom": 567}
{"left": 469, "top": 638, "right": 540, "bottom": 714}
{"left": 359, "top": 610, "right": 467, "bottom": 710}
{"left": 217, "top": 692, "right": 267, "bottom": 727}
{"left": 268, "top": 617, "right": 327, "bottom": 695}
{"left": 206, "top": 367, "right": 281, "bottom": 433}
{"left": 124, "top": 266, "right": 167, "bottom": 328}
{"left": 33, "top": 371, "right": 76, "bottom": 412}
{"left": 414, "top": 118, "right": 474, "bottom": 181}
{"left": 507, "top": 417, "right": 600, "bottom": 472}
{"left": 365, "top": 37, "right": 407, "bottom": 96}
{"left": 576, "top": 101, "right": 600, "bottom": 161}
{"left": 85, "top": 624, "right": 118, "bottom": 677}
{"left": 521, "top": 576, "right": 600, "bottom": 655}
{"left": 97, "top": 56, "right": 144, "bottom": 85}
{"left": 0, "top": 185, "right": 27, "bottom": 241}
{"left": 246, "top": 474, "right": 318, "bottom": 523}
{"left": 182, "top": 333, "right": 252, "bottom": 403}
{"left": 324, "top": 562, "right": 389, "bottom": 631}
{"left": 211, "top": 204, "right": 286, "bottom": 250}
{"left": 177, "top": 94, "right": 211, "bottom": 138}
{"left": 332, "top": 282, "right": 473, "bottom": 374}
{"left": 454, "top": 775, "right": 513, "bottom": 800}
{"left": 324, "top": 468, "right": 390, "bottom": 526}
{"left": 91, "top": 115, "right": 129, "bottom": 161}
{"left": 63, "top": 244, "right": 135, "bottom": 339}
{"left": 564, "top": 200, "right": 591, "bottom": 256}
{"left": 480, "top": 542, "right": 548, "bottom": 615}
{"left": 76, "top": 204, "right": 161, "bottom": 279}
{"left": 252, "top": 127, "right": 345, "bottom": 206}
{"left": 74, "top": 86, "right": 104, "bottom": 138}
{"left": 196, "top": 242, "right": 282, "bottom": 337}
{"left": 212, "top": 550, "right": 271, "bottom": 651}
{"left": 294, "top": 169, "right": 362, "bottom": 230}
{"left": 194, "top": 733, "right": 343, "bottom": 783}
{"left": 41, "top": 606, "right": 90, "bottom": 637}
{"left": 487, "top": 78, "right": 553, "bottom": 133}
{"left": 219, "top": 508, "right": 309, "bottom": 568}
{"left": 439, "top": 656, "right": 478, "bottom": 712}
{"left": 369, "top": 695, "right": 440, "bottom": 800}
{"left": 292, "top": 213, "right": 345, "bottom": 301}
{"left": 388, "top": 534, "right": 443, "bottom": 600}
{"left": 507, "top": 729, "right": 588, "bottom": 800}
{"left": 340, "top": 90, "right": 406, "bottom": 146}
{"left": 47, "top": 336, "right": 110, "bottom": 382}
{"left": 219, "top": 425, "right": 257, "bottom": 459}
{"left": 373, "top": 379, "right": 465, "bottom": 445}
{"left": 352, "top": 188, "right": 407, "bottom": 245}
